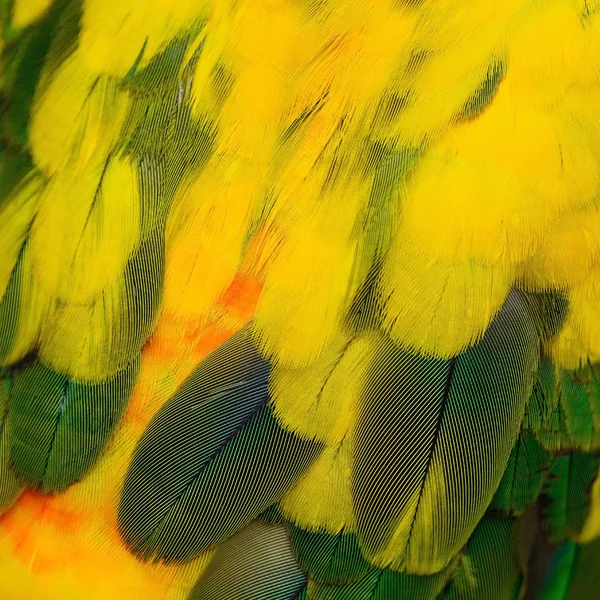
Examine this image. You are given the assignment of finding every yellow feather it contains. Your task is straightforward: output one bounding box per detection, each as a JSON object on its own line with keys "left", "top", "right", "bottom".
{"left": 520, "top": 204, "right": 600, "bottom": 291}
{"left": 80, "top": 0, "right": 208, "bottom": 77}
{"left": 280, "top": 435, "right": 355, "bottom": 534}
{"left": 371, "top": 455, "right": 449, "bottom": 573}
{"left": 38, "top": 272, "right": 136, "bottom": 381}
{"left": 0, "top": 174, "right": 42, "bottom": 301}
{"left": 2, "top": 244, "right": 54, "bottom": 366}
{"left": 381, "top": 240, "right": 511, "bottom": 358}
{"left": 271, "top": 334, "right": 374, "bottom": 444}
{"left": 545, "top": 270, "right": 600, "bottom": 369}
{"left": 216, "top": 66, "right": 286, "bottom": 164}
{"left": 30, "top": 51, "right": 130, "bottom": 176}
{"left": 163, "top": 158, "right": 260, "bottom": 320}
{"left": 11, "top": 0, "right": 53, "bottom": 29}
{"left": 30, "top": 155, "right": 140, "bottom": 304}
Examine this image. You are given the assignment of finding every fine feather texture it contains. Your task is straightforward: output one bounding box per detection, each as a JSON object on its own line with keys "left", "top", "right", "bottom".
{"left": 541, "top": 452, "right": 600, "bottom": 544}
{"left": 0, "top": 371, "right": 23, "bottom": 512}
{"left": 441, "top": 516, "right": 520, "bottom": 600}
{"left": 118, "top": 330, "right": 322, "bottom": 562}
{"left": 307, "top": 562, "right": 455, "bottom": 600}
{"left": 5, "top": 357, "right": 139, "bottom": 492}
{"left": 353, "top": 290, "right": 539, "bottom": 573}
{"left": 289, "top": 528, "right": 371, "bottom": 586}
{"left": 188, "top": 521, "right": 307, "bottom": 600}
{"left": 2, "top": 0, "right": 600, "bottom": 597}
{"left": 490, "top": 432, "right": 550, "bottom": 517}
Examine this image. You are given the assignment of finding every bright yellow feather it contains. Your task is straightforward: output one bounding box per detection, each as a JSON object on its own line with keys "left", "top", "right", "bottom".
{"left": 0, "top": 175, "right": 42, "bottom": 302}
{"left": 11, "top": 0, "right": 53, "bottom": 29}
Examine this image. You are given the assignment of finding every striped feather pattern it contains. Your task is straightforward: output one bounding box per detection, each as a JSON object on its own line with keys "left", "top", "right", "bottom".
{"left": 289, "top": 527, "right": 371, "bottom": 586}
{"left": 490, "top": 433, "right": 551, "bottom": 516}
{"left": 188, "top": 521, "right": 307, "bottom": 600}
{"left": 353, "top": 290, "right": 539, "bottom": 573}
{"left": 441, "top": 516, "right": 520, "bottom": 600}
{"left": 6, "top": 356, "right": 139, "bottom": 491}
{"left": 541, "top": 452, "right": 600, "bottom": 544}
{"left": 118, "top": 330, "right": 323, "bottom": 562}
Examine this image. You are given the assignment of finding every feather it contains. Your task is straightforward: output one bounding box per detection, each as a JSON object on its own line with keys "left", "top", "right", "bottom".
{"left": 353, "top": 290, "right": 539, "bottom": 573}
{"left": 6, "top": 357, "right": 139, "bottom": 492}
{"left": 38, "top": 228, "right": 164, "bottom": 381}
{"left": 0, "top": 173, "right": 41, "bottom": 303}
{"left": 307, "top": 562, "right": 455, "bottom": 600}
{"left": 11, "top": 0, "right": 53, "bottom": 30}
{"left": 490, "top": 433, "right": 550, "bottom": 517}
{"left": 1, "top": 2, "right": 61, "bottom": 146}
{"left": 0, "top": 243, "right": 53, "bottom": 367}
{"left": 289, "top": 527, "right": 371, "bottom": 586}
{"left": 30, "top": 153, "right": 141, "bottom": 304}
{"left": 29, "top": 49, "right": 131, "bottom": 176}
{"left": 527, "top": 362, "right": 600, "bottom": 453}
{"left": 541, "top": 452, "right": 600, "bottom": 544}
{"left": 0, "top": 371, "right": 23, "bottom": 513}
{"left": 442, "top": 515, "right": 521, "bottom": 600}
{"left": 188, "top": 521, "right": 306, "bottom": 600}
{"left": 118, "top": 329, "right": 322, "bottom": 562}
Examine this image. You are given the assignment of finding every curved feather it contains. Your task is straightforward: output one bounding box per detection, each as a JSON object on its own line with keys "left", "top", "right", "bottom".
{"left": 441, "top": 515, "right": 521, "bottom": 600}
{"left": 307, "top": 563, "right": 454, "bottom": 600}
{"left": 188, "top": 521, "right": 306, "bottom": 600}
{"left": 118, "top": 329, "right": 323, "bottom": 562}
{"left": 541, "top": 452, "right": 600, "bottom": 544}
{"left": 353, "top": 290, "right": 539, "bottom": 573}
{"left": 0, "top": 371, "right": 22, "bottom": 513}
{"left": 289, "top": 527, "right": 371, "bottom": 586}
{"left": 490, "top": 432, "right": 550, "bottom": 516}
{"left": 6, "top": 357, "right": 139, "bottom": 492}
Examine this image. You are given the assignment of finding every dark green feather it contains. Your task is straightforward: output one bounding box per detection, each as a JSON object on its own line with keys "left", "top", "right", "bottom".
{"left": 441, "top": 515, "right": 521, "bottom": 600}
{"left": 118, "top": 330, "right": 323, "bottom": 562}
{"left": 0, "top": 0, "right": 65, "bottom": 146}
{"left": 6, "top": 357, "right": 139, "bottom": 492}
{"left": 353, "top": 290, "right": 539, "bottom": 571}
{"left": 308, "top": 564, "right": 453, "bottom": 600}
{"left": 289, "top": 527, "right": 371, "bottom": 585}
{"left": 0, "top": 371, "right": 22, "bottom": 512}
{"left": 490, "top": 432, "right": 550, "bottom": 516}
{"left": 541, "top": 452, "right": 600, "bottom": 544}
{"left": 529, "top": 363, "right": 600, "bottom": 453}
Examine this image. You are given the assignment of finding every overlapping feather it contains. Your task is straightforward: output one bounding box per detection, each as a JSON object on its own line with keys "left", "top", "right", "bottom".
{"left": 1, "top": 0, "right": 600, "bottom": 598}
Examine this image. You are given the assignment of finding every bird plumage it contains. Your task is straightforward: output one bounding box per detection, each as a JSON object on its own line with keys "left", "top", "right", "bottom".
{"left": 1, "top": 0, "right": 600, "bottom": 598}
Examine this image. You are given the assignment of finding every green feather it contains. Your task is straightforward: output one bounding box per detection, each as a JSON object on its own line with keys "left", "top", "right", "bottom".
{"left": 0, "top": 0, "right": 64, "bottom": 147}
{"left": 523, "top": 359, "right": 557, "bottom": 438}
{"left": 353, "top": 290, "right": 539, "bottom": 572}
{"left": 538, "top": 538, "right": 600, "bottom": 600}
{"left": 188, "top": 521, "right": 306, "bottom": 600}
{"left": 0, "top": 371, "right": 22, "bottom": 512}
{"left": 564, "top": 538, "right": 600, "bottom": 600}
{"left": 541, "top": 452, "right": 600, "bottom": 544}
{"left": 5, "top": 357, "right": 139, "bottom": 492}
{"left": 490, "top": 432, "right": 550, "bottom": 516}
{"left": 538, "top": 542, "right": 577, "bottom": 600}
{"left": 526, "top": 361, "right": 600, "bottom": 452}
{"left": 442, "top": 515, "right": 521, "bottom": 600}
{"left": 118, "top": 330, "right": 323, "bottom": 562}
{"left": 308, "top": 564, "right": 454, "bottom": 600}
{"left": 289, "top": 527, "right": 371, "bottom": 585}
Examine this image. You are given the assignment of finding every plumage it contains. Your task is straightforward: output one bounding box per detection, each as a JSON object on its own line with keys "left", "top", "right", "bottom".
{"left": 1, "top": 0, "right": 600, "bottom": 597}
